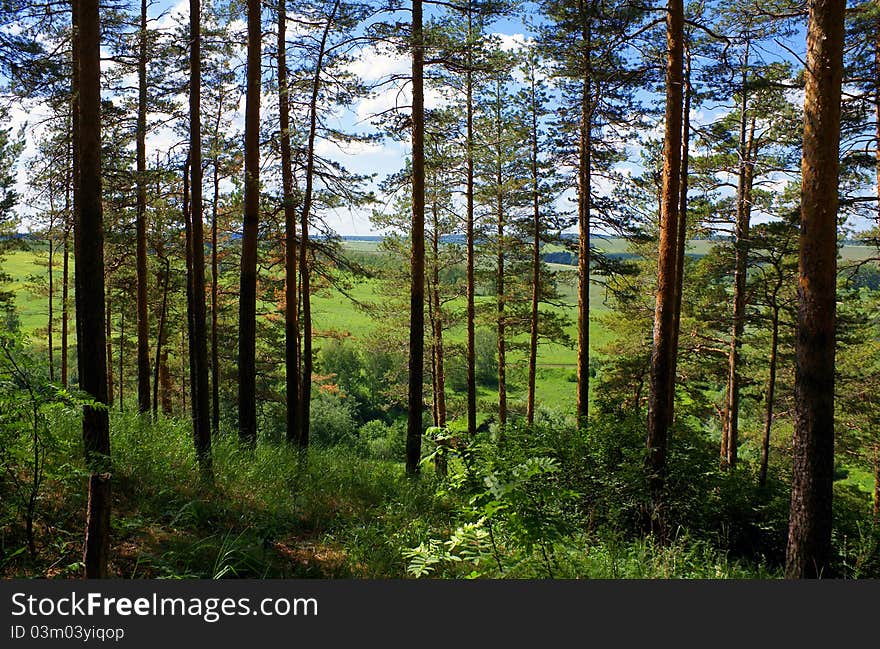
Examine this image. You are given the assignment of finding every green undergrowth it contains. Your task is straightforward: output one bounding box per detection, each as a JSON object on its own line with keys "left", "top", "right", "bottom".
{"left": 4, "top": 410, "right": 876, "bottom": 579}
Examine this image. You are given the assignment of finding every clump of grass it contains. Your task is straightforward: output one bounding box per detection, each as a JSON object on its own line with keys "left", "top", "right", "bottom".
{"left": 100, "top": 412, "right": 455, "bottom": 578}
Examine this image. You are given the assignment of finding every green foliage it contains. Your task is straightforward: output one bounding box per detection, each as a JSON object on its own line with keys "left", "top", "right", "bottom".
{"left": 358, "top": 419, "right": 406, "bottom": 460}
{"left": 308, "top": 390, "right": 361, "bottom": 449}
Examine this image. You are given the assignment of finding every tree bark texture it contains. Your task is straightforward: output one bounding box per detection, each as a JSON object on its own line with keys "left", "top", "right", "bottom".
{"left": 785, "top": 0, "right": 845, "bottom": 580}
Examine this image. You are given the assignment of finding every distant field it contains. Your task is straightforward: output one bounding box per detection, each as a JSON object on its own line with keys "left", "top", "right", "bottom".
{"left": 4, "top": 237, "right": 878, "bottom": 416}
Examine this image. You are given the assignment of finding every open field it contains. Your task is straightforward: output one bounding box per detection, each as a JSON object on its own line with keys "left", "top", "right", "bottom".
{"left": 4, "top": 237, "right": 878, "bottom": 418}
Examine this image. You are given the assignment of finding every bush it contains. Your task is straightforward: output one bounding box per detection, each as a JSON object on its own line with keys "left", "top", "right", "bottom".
{"left": 309, "top": 390, "right": 360, "bottom": 449}
{"left": 358, "top": 419, "right": 405, "bottom": 460}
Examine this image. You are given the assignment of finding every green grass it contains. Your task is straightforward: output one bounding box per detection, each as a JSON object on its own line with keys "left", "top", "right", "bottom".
{"left": 5, "top": 409, "right": 783, "bottom": 579}
{"left": 4, "top": 248, "right": 53, "bottom": 336}
{"left": 3, "top": 237, "right": 876, "bottom": 420}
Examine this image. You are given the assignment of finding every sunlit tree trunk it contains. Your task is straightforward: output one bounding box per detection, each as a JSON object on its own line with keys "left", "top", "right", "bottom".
{"left": 785, "top": 0, "right": 845, "bottom": 580}
{"left": 667, "top": 43, "right": 690, "bottom": 429}
{"left": 645, "top": 0, "right": 685, "bottom": 520}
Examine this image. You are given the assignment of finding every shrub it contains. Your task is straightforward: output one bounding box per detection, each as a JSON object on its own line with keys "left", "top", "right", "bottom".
{"left": 309, "top": 390, "right": 360, "bottom": 449}
{"left": 358, "top": 419, "right": 405, "bottom": 460}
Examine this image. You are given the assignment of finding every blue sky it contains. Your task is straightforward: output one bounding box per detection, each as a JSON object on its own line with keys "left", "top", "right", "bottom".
{"left": 8, "top": 0, "right": 877, "bottom": 236}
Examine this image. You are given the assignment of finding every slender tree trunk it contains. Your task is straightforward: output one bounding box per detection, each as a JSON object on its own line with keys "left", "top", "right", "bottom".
{"left": 432, "top": 233, "right": 446, "bottom": 430}
{"left": 429, "top": 276, "right": 438, "bottom": 425}
{"left": 722, "top": 54, "right": 756, "bottom": 468}
{"left": 72, "top": 0, "right": 82, "bottom": 388}
{"left": 875, "top": 24, "right": 879, "bottom": 226}
{"left": 430, "top": 202, "right": 447, "bottom": 433}
{"left": 159, "top": 347, "right": 172, "bottom": 415}
{"left": 61, "top": 222, "right": 70, "bottom": 388}
{"left": 152, "top": 255, "right": 170, "bottom": 420}
{"left": 184, "top": 155, "right": 198, "bottom": 436}
{"left": 667, "top": 42, "right": 691, "bottom": 429}
{"left": 872, "top": 443, "right": 879, "bottom": 521}
{"left": 759, "top": 301, "right": 780, "bottom": 488}
{"left": 576, "top": 3, "right": 592, "bottom": 425}
{"left": 211, "top": 130, "right": 221, "bottom": 434}
{"left": 106, "top": 301, "right": 114, "bottom": 406}
{"left": 61, "top": 132, "right": 71, "bottom": 389}
{"left": 298, "top": 1, "right": 339, "bottom": 451}
{"left": 645, "top": 0, "right": 685, "bottom": 518}
{"left": 76, "top": 0, "right": 111, "bottom": 578}
{"left": 495, "top": 82, "right": 506, "bottom": 428}
{"left": 785, "top": 0, "right": 845, "bottom": 580}
{"left": 238, "top": 0, "right": 262, "bottom": 446}
{"left": 527, "top": 67, "right": 540, "bottom": 425}
{"left": 407, "top": 0, "right": 426, "bottom": 475}
{"left": 465, "top": 12, "right": 477, "bottom": 438}
{"left": 189, "top": 0, "right": 213, "bottom": 475}
{"left": 135, "top": 0, "right": 151, "bottom": 414}
{"left": 47, "top": 236, "right": 54, "bottom": 381}
{"left": 278, "top": 0, "right": 301, "bottom": 445}
{"left": 119, "top": 306, "right": 125, "bottom": 413}
{"left": 181, "top": 324, "right": 187, "bottom": 415}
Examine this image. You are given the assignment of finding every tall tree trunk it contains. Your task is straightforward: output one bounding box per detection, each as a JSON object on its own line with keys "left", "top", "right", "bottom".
{"left": 61, "top": 133, "right": 71, "bottom": 389}
{"left": 465, "top": 10, "right": 477, "bottom": 438}
{"left": 428, "top": 276, "right": 438, "bottom": 425}
{"left": 211, "top": 125, "right": 222, "bottom": 434}
{"left": 875, "top": 23, "right": 879, "bottom": 226}
{"left": 667, "top": 42, "right": 691, "bottom": 428}
{"left": 645, "top": 0, "right": 685, "bottom": 519}
{"left": 119, "top": 306, "right": 125, "bottom": 413}
{"left": 72, "top": 0, "right": 82, "bottom": 389}
{"left": 407, "top": 0, "right": 426, "bottom": 475}
{"left": 432, "top": 240, "right": 447, "bottom": 478}
{"left": 61, "top": 222, "right": 70, "bottom": 388}
{"left": 181, "top": 324, "right": 187, "bottom": 415}
{"left": 278, "top": 0, "right": 300, "bottom": 445}
{"left": 184, "top": 155, "right": 196, "bottom": 426}
{"left": 785, "top": 0, "right": 845, "bottom": 580}
{"left": 189, "top": 0, "right": 212, "bottom": 475}
{"left": 495, "top": 82, "right": 506, "bottom": 428}
{"left": 47, "top": 236, "right": 54, "bottom": 381}
{"left": 431, "top": 231, "right": 446, "bottom": 430}
{"left": 76, "top": 0, "right": 111, "bottom": 578}
{"left": 527, "top": 66, "right": 540, "bottom": 425}
{"left": 872, "top": 444, "right": 879, "bottom": 521}
{"left": 576, "top": 2, "right": 592, "bottom": 425}
{"left": 759, "top": 301, "right": 780, "bottom": 488}
{"left": 299, "top": 0, "right": 339, "bottom": 451}
{"left": 106, "top": 301, "right": 114, "bottom": 406}
{"left": 721, "top": 49, "right": 756, "bottom": 468}
{"left": 238, "top": 0, "right": 262, "bottom": 446}
{"left": 135, "top": 0, "right": 151, "bottom": 414}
